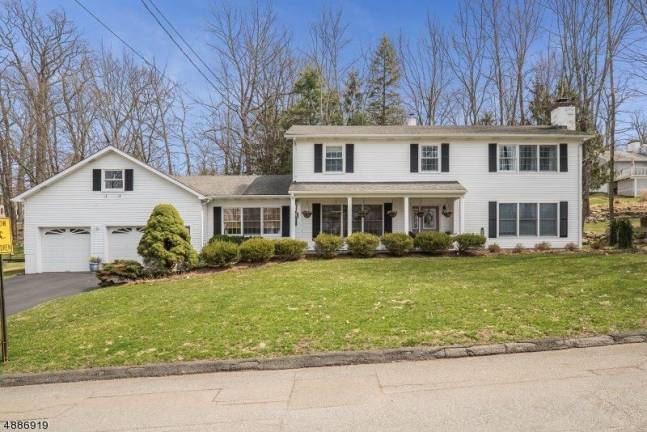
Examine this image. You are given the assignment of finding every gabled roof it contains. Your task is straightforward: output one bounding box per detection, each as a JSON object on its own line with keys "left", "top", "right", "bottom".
{"left": 12, "top": 146, "right": 206, "bottom": 202}
{"left": 174, "top": 175, "right": 292, "bottom": 197}
{"left": 285, "top": 125, "right": 593, "bottom": 140}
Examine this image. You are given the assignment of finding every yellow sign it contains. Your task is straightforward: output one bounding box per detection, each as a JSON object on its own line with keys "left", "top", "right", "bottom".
{"left": 0, "top": 218, "right": 12, "bottom": 255}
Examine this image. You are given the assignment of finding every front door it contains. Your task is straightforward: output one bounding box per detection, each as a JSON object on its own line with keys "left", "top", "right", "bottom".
{"left": 411, "top": 206, "right": 439, "bottom": 232}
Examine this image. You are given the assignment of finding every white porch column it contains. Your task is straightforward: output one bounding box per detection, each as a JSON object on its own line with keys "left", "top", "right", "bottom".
{"left": 289, "top": 195, "right": 296, "bottom": 239}
{"left": 453, "top": 198, "right": 460, "bottom": 234}
{"left": 403, "top": 196, "right": 410, "bottom": 233}
{"left": 347, "top": 196, "right": 353, "bottom": 236}
{"left": 459, "top": 197, "right": 465, "bottom": 234}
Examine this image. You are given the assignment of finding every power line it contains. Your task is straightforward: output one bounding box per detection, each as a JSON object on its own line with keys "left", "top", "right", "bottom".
{"left": 139, "top": 0, "right": 219, "bottom": 92}
{"left": 144, "top": 0, "right": 219, "bottom": 82}
{"left": 72, "top": 0, "right": 197, "bottom": 100}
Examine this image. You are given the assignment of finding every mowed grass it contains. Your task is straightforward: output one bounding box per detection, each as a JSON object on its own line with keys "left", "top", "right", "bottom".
{"left": 2, "top": 253, "right": 647, "bottom": 373}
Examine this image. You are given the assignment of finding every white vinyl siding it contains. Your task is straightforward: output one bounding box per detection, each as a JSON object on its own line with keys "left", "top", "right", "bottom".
{"left": 22, "top": 151, "right": 203, "bottom": 273}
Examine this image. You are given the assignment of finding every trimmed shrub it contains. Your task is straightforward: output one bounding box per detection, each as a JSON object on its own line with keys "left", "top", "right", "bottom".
{"left": 453, "top": 233, "right": 486, "bottom": 254}
{"left": 512, "top": 243, "right": 525, "bottom": 253}
{"left": 534, "top": 241, "right": 552, "bottom": 251}
{"left": 346, "top": 232, "right": 380, "bottom": 257}
{"left": 97, "top": 260, "right": 143, "bottom": 286}
{"left": 414, "top": 231, "right": 452, "bottom": 253}
{"left": 565, "top": 242, "right": 578, "bottom": 251}
{"left": 487, "top": 243, "right": 501, "bottom": 253}
{"left": 274, "top": 239, "right": 307, "bottom": 261}
{"left": 209, "top": 234, "right": 250, "bottom": 245}
{"left": 381, "top": 232, "right": 413, "bottom": 256}
{"left": 314, "top": 233, "right": 343, "bottom": 258}
{"left": 138, "top": 204, "right": 198, "bottom": 274}
{"left": 200, "top": 240, "right": 239, "bottom": 267}
{"left": 617, "top": 218, "right": 634, "bottom": 249}
{"left": 239, "top": 237, "right": 275, "bottom": 263}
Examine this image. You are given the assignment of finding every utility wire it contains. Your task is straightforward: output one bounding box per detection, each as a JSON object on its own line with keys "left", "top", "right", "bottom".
{"left": 139, "top": 0, "right": 219, "bottom": 92}
{"left": 144, "top": 0, "right": 219, "bottom": 82}
{"left": 72, "top": 0, "right": 198, "bottom": 101}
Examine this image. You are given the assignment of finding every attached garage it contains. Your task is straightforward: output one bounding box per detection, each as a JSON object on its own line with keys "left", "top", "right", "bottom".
{"left": 40, "top": 228, "right": 91, "bottom": 272}
{"left": 108, "top": 226, "right": 144, "bottom": 262}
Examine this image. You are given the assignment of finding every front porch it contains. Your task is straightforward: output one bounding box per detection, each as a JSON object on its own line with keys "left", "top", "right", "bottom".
{"left": 287, "top": 182, "right": 467, "bottom": 243}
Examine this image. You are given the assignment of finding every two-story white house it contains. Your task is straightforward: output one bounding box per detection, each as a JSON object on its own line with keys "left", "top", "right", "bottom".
{"left": 13, "top": 104, "right": 591, "bottom": 273}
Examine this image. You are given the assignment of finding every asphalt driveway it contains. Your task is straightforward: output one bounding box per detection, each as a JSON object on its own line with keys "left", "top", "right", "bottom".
{"left": 4, "top": 272, "right": 99, "bottom": 315}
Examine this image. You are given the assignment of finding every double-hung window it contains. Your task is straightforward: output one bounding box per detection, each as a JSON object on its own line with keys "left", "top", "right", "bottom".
{"left": 263, "top": 208, "right": 281, "bottom": 234}
{"left": 519, "top": 146, "right": 537, "bottom": 171}
{"left": 539, "top": 203, "right": 558, "bottom": 236}
{"left": 539, "top": 145, "right": 558, "bottom": 171}
{"left": 498, "top": 146, "right": 517, "bottom": 171}
{"left": 420, "top": 145, "right": 439, "bottom": 172}
{"left": 223, "top": 208, "right": 242, "bottom": 235}
{"left": 498, "top": 203, "right": 517, "bottom": 236}
{"left": 103, "top": 170, "right": 124, "bottom": 191}
{"left": 519, "top": 203, "right": 538, "bottom": 235}
{"left": 243, "top": 208, "right": 261, "bottom": 235}
{"left": 325, "top": 145, "right": 343, "bottom": 172}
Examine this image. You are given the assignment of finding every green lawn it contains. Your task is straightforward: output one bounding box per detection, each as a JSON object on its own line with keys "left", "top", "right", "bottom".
{"left": 585, "top": 218, "right": 641, "bottom": 235}
{"left": 589, "top": 193, "right": 640, "bottom": 207}
{"left": 2, "top": 253, "right": 647, "bottom": 374}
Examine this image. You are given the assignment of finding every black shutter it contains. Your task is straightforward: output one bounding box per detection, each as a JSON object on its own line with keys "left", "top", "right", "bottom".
{"left": 384, "top": 203, "right": 392, "bottom": 233}
{"left": 312, "top": 203, "right": 321, "bottom": 239}
{"left": 488, "top": 201, "right": 497, "bottom": 238}
{"left": 92, "top": 169, "right": 101, "bottom": 191}
{"left": 410, "top": 144, "right": 419, "bottom": 173}
{"left": 281, "top": 206, "right": 290, "bottom": 237}
{"left": 560, "top": 201, "right": 568, "bottom": 238}
{"left": 314, "top": 144, "right": 323, "bottom": 173}
{"left": 342, "top": 204, "right": 348, "bottom": 237}
{"left": 213, "top": 207, "right": 222, "bottom": 236}
{"left": 488, "top": 144, "right": 497, "bottom": 172}
{"left": 125, "top": 169, "right": 134, "bottom": 191}
{"left": 345, "top": 144, "right": 354, "bottom": 173}
{"left": 560, "top": 144, "right": 568, "bottom": 172}
{"left": 441, "top": 143, "right": 450, "bottom": 172}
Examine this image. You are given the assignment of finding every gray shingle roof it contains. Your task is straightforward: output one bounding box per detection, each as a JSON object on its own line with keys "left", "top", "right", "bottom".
{"left": 285, "top": 124, "right": 590, "bottom": 137}
{"left": 174, "top": 175, "right": 292, "bottom": 196}
{"left": 289, "top": 181, "right": 466, "bottom": 194}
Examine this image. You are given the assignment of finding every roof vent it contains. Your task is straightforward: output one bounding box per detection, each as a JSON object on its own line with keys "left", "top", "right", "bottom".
{"left": 406, "top": 113, "right": 417, "bottom": 126}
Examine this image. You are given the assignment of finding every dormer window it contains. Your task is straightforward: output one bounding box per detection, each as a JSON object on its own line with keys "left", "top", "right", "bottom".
{"left": 325, "top": 145, "right": 343, "bottom": 172}
{"left": 103, "top": 169, "right": 124, "bottom": 191}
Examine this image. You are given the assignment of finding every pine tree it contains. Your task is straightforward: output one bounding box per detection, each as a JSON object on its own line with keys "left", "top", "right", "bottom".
{"left": 282, "top": 66, "right": 341, "bottom": 127}
{"left": 365, "top": 36, "right": 403, "bottom": 125}
{"left": 137, "top": 204, "right": 198, "bottom": 274}
{"left": 342, "top": 70, "right": 367, "bottom": 125}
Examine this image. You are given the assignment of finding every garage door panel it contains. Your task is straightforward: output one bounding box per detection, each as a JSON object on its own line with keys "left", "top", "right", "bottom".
{"left": 41, "top": 227, "right": 91, "bottom": 272}
{"left": 108, "top": 226, "right": 144, "bottom": 262}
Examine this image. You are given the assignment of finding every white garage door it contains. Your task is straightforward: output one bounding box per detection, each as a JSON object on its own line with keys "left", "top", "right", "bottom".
{"left": 108, "top": 227, "right": 144, "bottom": 262}
{"left": 41, "top": 228, "right": 91, "bottom": 272}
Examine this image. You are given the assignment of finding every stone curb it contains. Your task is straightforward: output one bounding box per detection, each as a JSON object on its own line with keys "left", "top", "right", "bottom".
{"left": 1, "top": 331, "right": 646, "bottom": 387}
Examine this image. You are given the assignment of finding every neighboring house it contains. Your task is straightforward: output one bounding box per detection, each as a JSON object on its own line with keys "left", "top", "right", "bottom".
{"left": 13, "top": 103, "right": 591, "bottom": 273}
{"left": 599, "top": 141, "right": 647, "bottom": 197}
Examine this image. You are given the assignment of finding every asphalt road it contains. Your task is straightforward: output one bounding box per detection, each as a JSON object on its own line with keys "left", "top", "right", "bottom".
{"left": 4, "top": 272, "right": 99, "bottom": 315}
{"left": 1, "top": 343, "right": 646, "bottom": 431}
